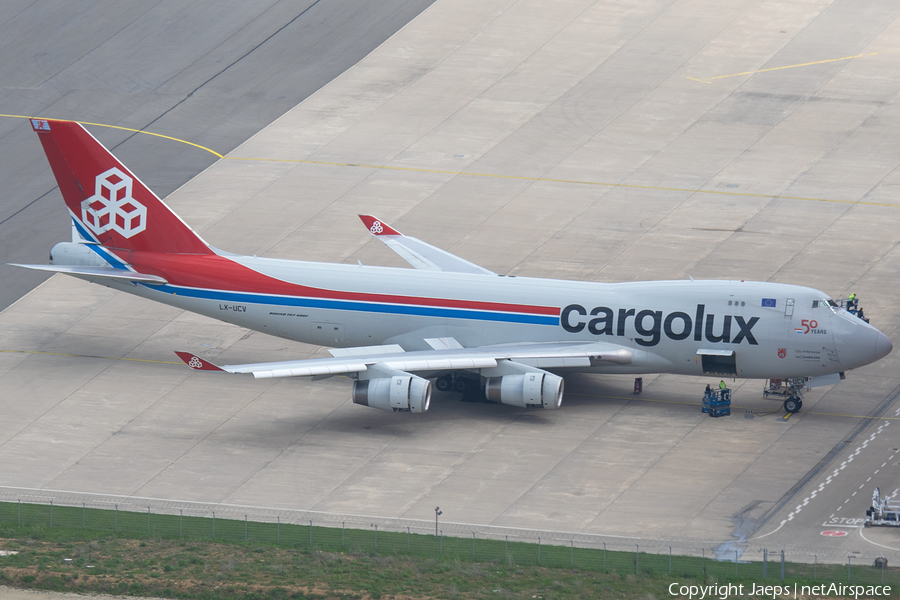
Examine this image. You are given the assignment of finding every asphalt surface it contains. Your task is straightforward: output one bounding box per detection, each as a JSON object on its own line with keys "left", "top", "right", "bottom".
{"left": 0, "top": 587, "right": 166, "bottom": 600}
{"left": 0, "top": 0, "right": 436, "bottom": 310}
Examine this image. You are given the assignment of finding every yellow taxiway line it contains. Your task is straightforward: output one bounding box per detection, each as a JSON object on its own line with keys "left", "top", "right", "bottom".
{"left": 3, "top": 113, "right": 898, "bottom": 209}
{"left": 224, "top": 155, "right": 900, "bottom": 208}
{"left": 568, "top": 391, "right": 900, "bottom": 421}
{"left": 686, "top": 51, "right": 883, "bottom": 84}
{"left": 0, "top": 113, "right": 223, "bottom": 158}
{"left": 0, "top": 348, "right": 181, "bottom": 366}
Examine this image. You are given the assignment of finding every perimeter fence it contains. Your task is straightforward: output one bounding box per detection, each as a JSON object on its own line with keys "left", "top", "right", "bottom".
{"left": 0, "top": 489, "right": 898, "bottom": 588}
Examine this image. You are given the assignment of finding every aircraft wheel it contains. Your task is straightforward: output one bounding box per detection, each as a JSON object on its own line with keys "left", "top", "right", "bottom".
{"left": 783, "top": 397, "right": 801, "bottom": 413}
{"left": 454, "top": 377, "right": 471, "bottom": 393}
{"left": 435, "top": 374, "right": 452, "bottom": 392}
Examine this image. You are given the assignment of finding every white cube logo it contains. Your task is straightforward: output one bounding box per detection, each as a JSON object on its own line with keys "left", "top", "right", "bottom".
{"left": 81, "top": 168, "right": 146, "bottom": 238}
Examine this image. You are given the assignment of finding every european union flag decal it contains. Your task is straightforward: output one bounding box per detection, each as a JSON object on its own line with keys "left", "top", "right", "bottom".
{"left": 761, "top": 298, "right": 777, "bottom": 308}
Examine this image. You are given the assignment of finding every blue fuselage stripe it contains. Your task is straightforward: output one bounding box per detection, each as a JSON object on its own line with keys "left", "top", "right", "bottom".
{"left": 152, "top": 284, "right": 559, "bottom": 326}
{"left": 73, "top": 220, "right": 131, "bottom": 271}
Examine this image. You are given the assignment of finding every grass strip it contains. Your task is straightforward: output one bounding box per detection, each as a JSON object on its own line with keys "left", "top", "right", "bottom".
{"left": 0, "top": 502, "right": 897, "bottom": 598}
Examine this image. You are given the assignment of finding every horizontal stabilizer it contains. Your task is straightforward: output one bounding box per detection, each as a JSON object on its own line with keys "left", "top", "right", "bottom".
{"left": 10, "top": 264, "right": 167, "bottom": 285}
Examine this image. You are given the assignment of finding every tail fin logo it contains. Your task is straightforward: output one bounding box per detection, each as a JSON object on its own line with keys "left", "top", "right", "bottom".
{"left": 81, "top": 168, "right": 147, "bottom": 239}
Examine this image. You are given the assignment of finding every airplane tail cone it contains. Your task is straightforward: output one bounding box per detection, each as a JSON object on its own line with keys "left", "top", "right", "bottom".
{"left": 31, "top": 119, "right": 211, "bottom": 255}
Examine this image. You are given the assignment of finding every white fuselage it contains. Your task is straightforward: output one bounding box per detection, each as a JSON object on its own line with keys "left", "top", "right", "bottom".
{"left": 80, "top": 252, "right": 886, "bottom": 380}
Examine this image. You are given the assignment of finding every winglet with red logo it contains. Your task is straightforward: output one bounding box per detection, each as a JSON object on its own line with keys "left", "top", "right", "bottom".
{"left": 32, "top": 119, "right": 212, "bottom": 256}
{"left": 357, "top": 213, "right": 496, "bottom": 275}
{"left": 359, "top": 215, "right": 402, "bottom": 236}
{"left": 175, "top": 352, "right": 225, "bottom": 371}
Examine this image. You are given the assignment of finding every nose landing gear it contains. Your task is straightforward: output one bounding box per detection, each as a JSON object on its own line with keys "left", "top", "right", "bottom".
{"left": 765, "top": 378, "right": 806, "bottom": 413}
{"left": 783, "top": 396, "right": 802, "bottom": 413}
{"left": 783, "top": 378, "right": 806, "bottom": 413}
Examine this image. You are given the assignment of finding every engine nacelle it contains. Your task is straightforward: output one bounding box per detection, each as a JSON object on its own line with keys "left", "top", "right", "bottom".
{"left": 484, "top": 372, "right": 563, "bottom": 409}
{"left": 352, "top": 375, "right": 432, "bottom": 413}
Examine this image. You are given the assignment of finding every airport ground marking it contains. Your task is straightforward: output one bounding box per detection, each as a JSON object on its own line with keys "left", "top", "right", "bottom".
{"left": 759, "top": 413, "right": 895, "bottom": 540}
{"left": 568, "top": 391, "right": 900, "bottom": 420}
{"left": 0, "top": 113, "right": 224, "bottom": 158}
{"left": 224, "top": 155, "right": 900, "bottom": 209}
{"left": 833, "top": 405, "right": 900, "bottom": 519}
{"left": 859, "top": 525, "right": 900, "bottom": 552}
{"left": 4, "top": 113, "right": 896, "bottom": 209}
{"left": 75, "top": 120, "right": 225, "bottom": 158}
{"left": 0, "top": 348, "right": 181, "bottom": 365}
{"left": 687, "top": 51, "right": 883, "bottom": 84}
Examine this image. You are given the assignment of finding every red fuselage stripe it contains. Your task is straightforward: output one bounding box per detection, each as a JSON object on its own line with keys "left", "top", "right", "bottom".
{"left": 116, "top": 250, "right": 560, "bottom": 316}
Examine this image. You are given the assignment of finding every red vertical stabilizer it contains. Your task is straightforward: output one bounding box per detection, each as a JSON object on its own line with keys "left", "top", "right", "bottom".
{"left": 31, "top": 119, "right": 212, "bottom": 255}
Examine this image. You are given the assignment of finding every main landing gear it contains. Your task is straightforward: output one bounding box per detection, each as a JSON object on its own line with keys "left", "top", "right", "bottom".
{"left": 434, "top": 374, "right": 453, "bottom": 392}
{"left": 435, "top": 373, "right": 482, "bottom": 401}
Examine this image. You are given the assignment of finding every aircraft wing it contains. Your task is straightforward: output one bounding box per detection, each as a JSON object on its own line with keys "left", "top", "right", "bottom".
{"left": 176, "top": 340, "right": 632, "bottom": 379}
{"left": 359, "top": 215, "right": 496, "bottom": 275}
{"left": 9, "top": 264, "right": 168, "bottom": 285}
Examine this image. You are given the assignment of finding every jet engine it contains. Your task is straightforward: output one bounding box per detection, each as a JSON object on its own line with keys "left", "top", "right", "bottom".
{"left": 484, "top": 372, "right": 563, "bottom": 409}
{"left": 352, "top": 375, "right": 432, "bottom": 413}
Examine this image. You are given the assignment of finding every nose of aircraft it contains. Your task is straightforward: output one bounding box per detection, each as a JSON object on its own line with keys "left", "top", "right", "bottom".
{"left": 835, "top": 313, "right": 893, "bottom": 370}
{"left": 876, "top": 330, "right": 893, "bottom": 361}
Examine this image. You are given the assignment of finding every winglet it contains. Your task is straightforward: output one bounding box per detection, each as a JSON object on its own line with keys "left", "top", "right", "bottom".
{"left": 359, "top": 215, "right": 402, "bottom": 237}
{"left": 357, "top": 214, "right": 496, "bottom": 275}
{"left": 175, "top": 352, "right": 225, "bottom": 371}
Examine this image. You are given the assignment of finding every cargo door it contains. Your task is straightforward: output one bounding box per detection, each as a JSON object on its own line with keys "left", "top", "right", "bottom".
{"left": 697, "top": 349, "right": 737, "bottom": 376}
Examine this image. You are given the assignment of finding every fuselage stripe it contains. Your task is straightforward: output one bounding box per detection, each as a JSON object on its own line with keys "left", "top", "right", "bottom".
{"left": 151, "top": 284, "right": 560, "bottom": 326}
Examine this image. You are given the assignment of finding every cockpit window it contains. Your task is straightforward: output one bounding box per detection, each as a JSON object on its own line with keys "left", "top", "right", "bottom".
{"left": 812, "top": 300, "right": 819, "bottom": 308}
{"left": 828, "top": 299, "right": 838, "bottom": 307}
